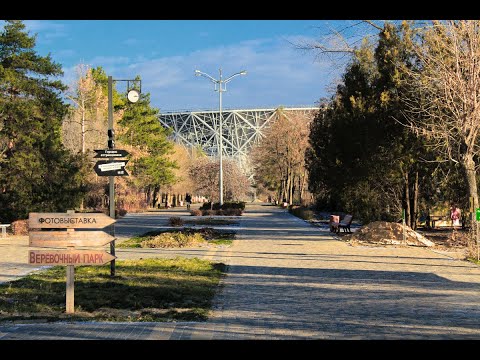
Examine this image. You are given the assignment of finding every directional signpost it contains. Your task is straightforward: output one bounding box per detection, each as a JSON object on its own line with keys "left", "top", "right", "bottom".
{"left": 29, "top": 212, "right": 116, "bottom": 229}
{"left": 28, "top": 211, "right": 117, "bottom": 314}
{"left": 94, "top": 149, "right": 129, "bottom": 159}
{"left": 29, "top": 250, "right": 116, "bottom": 265}
{"left": 94, "top": 160, "right": 129, "bottom": 177}
{"left": 29, "top": 231, "right": 115, "bottom": 247}
{"left": 94, "top": 148, "right": 130, "bottom": 277}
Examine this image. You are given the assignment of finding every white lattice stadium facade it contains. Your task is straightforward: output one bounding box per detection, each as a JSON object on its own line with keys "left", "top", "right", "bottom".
{"left": 159, "top": 107, "right": 318, "bottom": 175}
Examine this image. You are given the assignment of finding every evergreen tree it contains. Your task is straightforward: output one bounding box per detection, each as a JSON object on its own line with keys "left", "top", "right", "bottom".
{"left": 116, "top": 80, "right": 177, "bottom": 208}
{"left": 0, "top": 20, "right": 83, "bottom": 221}
{"left": 307, "top": 21, "right": 442, "bottom": 225}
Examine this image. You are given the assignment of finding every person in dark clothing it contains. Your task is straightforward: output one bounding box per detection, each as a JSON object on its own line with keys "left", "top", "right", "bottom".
{"left": 185, "top": 193, "right": 192, "bottom": 210}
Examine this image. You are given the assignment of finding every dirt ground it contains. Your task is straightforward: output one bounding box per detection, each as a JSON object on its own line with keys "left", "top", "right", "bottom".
{"left": 415, "top": 227, "right": 471, "bottom": 250}
{"left": 310, "top": 213, "right": 475, "bottom": 260}
{"left": 339, "top": 224, "right": 474, "bottom": 260}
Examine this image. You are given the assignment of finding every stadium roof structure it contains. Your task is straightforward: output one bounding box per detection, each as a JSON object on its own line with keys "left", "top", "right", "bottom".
{"left": 159, "top": 107, "right": 318, "bottom": 166}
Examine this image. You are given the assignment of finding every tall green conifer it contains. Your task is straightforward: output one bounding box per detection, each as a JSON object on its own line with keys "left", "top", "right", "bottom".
{"left": 0, "top": 20, "right": 83, "bottom": 221}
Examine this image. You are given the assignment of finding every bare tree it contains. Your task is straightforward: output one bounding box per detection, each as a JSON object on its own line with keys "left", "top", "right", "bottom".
{"left": 251, "top": 109, "right": 314, "bottom": 205}
{"left": 401, "top": 20, "right": 480, "bottom": 258}
{"left": 291, "top": 20, "right": 391, "bottom": 68}
{"left": 403, "top": 20, "right": 480, "bottom": 213}
{"left": 223, "top": 159, "right": 251, "bottom": 202}
{"left": 189, "top": 157, "right": 250, "bottom": 204}
{"left": 162, "top": 143, "right": 196, "bottom": 206}
{"left": 62, "top": 64, "right": 107, "bottom": 154}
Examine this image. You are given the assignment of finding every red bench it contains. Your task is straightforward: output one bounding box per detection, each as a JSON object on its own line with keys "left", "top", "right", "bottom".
{"left": 331, "top": 214, "right": 353, "bottom": 234}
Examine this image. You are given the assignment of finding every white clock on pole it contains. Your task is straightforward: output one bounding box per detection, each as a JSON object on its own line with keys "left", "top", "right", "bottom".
{"left": 127, "top": 89, "right": 140, "bottom": 103}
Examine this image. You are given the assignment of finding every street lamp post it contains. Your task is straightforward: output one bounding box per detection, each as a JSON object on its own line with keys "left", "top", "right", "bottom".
{"left": 194, "top": 68, "right": 246, "bottom": 206}
{"left": 107, "top": 76, "right": 140, "bottom": 276}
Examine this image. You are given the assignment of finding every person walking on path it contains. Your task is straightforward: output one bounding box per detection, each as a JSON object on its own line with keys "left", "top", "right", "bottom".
{"left": 185, "top": 193, "right": 192, "bottom": 210}
{"left": 450, "top": 203, "right": 461, "bottom": 229}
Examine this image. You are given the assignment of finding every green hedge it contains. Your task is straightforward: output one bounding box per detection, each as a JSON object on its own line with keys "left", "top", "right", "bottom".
{"left": 199, "top": 202, "right": 246, "bottom": 211}
{"left": 288, "top": 206, "right": 314, "bottom": 220}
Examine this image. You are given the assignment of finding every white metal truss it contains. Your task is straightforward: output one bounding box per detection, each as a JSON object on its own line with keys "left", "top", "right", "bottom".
{"left": 159, "top": 107, "right": 318, "bottom": 165}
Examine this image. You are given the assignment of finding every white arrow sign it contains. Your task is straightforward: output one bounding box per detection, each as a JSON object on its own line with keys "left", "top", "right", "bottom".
{"left": 98, "top": 161, "right": 126, "bottom": 172}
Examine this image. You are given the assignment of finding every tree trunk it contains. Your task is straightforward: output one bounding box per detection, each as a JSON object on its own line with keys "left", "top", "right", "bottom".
{"left": 277, "top": 180, "right": 282, "bottom": 205}
{"left": 146, "top": 186, "right": 152, "bottom": 208}
{"left": 286, "top": 172, "right": 292, "bottom": 204}
{"left": 411, "top": 171, "right": 419, "bottom": 230}
{"left": 280, "top": 178, "right": 287, "bottom": 203}
{"left": 300, "top": 170, "right": 307, "bottom": 205}
{"left": 288, "top": 171, "right": 294, "bottom": 205}
{"left": 463, "top": 154, "right": 480, "bottom": 260}
{"left": 152, "top": 186, "right": 160, "bottom": 208}
{"left": 462, "top": 155, "right": 478, "bottom": 212}
{"left": 298, "top": 174, "right": 302, "bottom": 204}
{"left": 404, "top": 170, "right": 410, "bottom": 227}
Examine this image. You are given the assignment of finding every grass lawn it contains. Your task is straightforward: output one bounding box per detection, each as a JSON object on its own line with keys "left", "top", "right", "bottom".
{"left": 469, "top": 257, "right": 480, "bottom": 265}
{"left": 0, "top": 257, "right": 226, "bottom": 322}
{"left": 118, "top": 227, "right": 235, "bottom": 248}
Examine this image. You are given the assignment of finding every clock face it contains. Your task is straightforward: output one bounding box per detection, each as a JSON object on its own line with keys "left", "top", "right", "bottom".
{"left": 127, "top": 89, "right": 140, "bottom": 103}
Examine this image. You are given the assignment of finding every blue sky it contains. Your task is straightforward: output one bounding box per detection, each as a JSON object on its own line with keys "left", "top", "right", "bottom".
{"left": 19, "top": 20, "right": 366, "bottom": 112}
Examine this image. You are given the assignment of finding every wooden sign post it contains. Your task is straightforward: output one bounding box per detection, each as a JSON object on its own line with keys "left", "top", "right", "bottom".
{"left": 29, "top": 231, "right": 115, "bottom": 247}
{"left": 28, "top": 210, "right": 116, "bottom": 314}
{"left": 66, "top": 227, "right": 74, "bottom": 314}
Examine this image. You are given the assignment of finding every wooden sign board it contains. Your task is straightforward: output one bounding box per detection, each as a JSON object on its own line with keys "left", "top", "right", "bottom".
{"left": 29, "top": 231, "right": 115, "bottom": 248}
{"left": 29, "top": 213, "right": 115, "bottom": 229}
{"left": 29, "top": 250, "right": 116, "bottom": 266}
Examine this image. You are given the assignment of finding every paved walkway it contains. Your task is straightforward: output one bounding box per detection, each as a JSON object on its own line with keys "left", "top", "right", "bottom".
{"left": 1, "top": 205, "right": 480, "bottom": 339}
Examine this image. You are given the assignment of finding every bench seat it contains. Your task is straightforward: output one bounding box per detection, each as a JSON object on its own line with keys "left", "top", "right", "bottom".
{"left": 330, "top": 215, "right": 353, "bottom": 234}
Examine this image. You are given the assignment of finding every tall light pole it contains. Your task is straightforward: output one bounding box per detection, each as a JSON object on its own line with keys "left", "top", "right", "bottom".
{"left": 195, "top": 68, "right": 247, "bottom": 205}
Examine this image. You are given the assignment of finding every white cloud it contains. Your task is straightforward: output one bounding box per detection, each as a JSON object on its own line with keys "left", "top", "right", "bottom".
{"left": 75, "top": 35, "right": 345, "bottom": 112}
{"left": 24, "top": 20, "right": 68, "bottom": 41}
{"left": 89, "top": 56, "right": 131, "bottom": 66}
{"left": 57, "top": 49, "right": 76, "bottom": 57}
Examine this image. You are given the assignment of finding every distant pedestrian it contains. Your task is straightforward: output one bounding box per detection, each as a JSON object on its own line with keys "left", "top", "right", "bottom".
{"left": 185, "top": 193, "right": 192, "bottom": 210}
{"left": 450, "top": 203, "right": 461, "bottom": 229}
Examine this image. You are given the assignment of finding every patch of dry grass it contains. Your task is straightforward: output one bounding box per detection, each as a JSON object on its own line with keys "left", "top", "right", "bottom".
{"left": 0, "top": 258, "right": 226, "bottom": 322}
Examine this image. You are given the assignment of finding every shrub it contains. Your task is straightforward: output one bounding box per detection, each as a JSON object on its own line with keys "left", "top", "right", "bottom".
{"left": 223, "top": 208, "right": 233, "bottom": 216}
{"left": 168, "top": 217, "right": 184, "bottom": 227}
{"left": 203, "top": 209, "right": 217, "bottom": 216}
{"left": 190, "top": 209, "right": 202, "bottom": 216}
{"left": 290, "top": 207, "right": 314, "bottom": 220}
{"left": 141, "top": 232, "right": 205, "bottom": 248}
{"left": 223, "top": 202, "right": 246, "bottom": 210}
{"left": 223, "top": 208, "right": 243, "bottom": 216}
{"left": 12, "top": 220, "right": 28, "bottom": 235}
{"left": 199, "top": 202, "right": 246, "bottom": 211}
{"left": 114, "top": 208, "right": 128, "bottom": 219}
{"left": 288, "top": 205, "right": 300, "bottom": 212}
{"left": 200, "top": 202, "right": 217, "bottom": 210}
{"left": 300, "top": 210, "right": 314, "bottom": 220}
{"left": 216, "top": 209, "right": 225, "bottom": 216}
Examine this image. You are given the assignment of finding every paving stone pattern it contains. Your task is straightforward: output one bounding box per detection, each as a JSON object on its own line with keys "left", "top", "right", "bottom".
{"left": 1, "top": 205, "right": 479, "bottom": 339}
